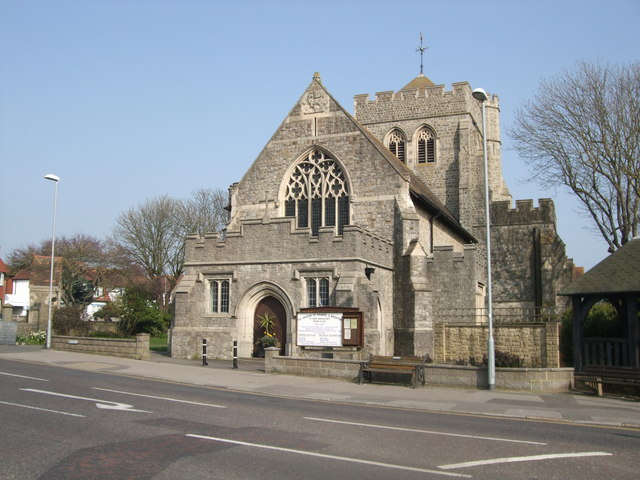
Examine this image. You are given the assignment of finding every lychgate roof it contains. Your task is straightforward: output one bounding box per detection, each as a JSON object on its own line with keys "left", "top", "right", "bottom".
{"left": 560, "top": 237, "right": 640, "bottom": 296}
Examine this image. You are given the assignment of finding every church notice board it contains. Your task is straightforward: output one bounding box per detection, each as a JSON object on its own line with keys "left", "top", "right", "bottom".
{"left": 297, "top": 307, "right": 363, "bottom": 347}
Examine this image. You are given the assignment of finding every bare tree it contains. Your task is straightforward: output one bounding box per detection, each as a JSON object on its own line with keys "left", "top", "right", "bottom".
{"left": 510, "top": 61, "right": 640, "bottom": 252}
{"left": 112, "top": 195, "right": 184, "bottom": 284}
{"left": 178, "top": 187, "right": 228, "bottom": 236}
{"left": 111, "top": 188, "right": 228, "bottom": 298}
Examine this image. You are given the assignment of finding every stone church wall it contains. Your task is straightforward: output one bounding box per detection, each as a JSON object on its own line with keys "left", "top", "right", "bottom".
{"left": 486, "top": 199, "right": 574, "bottom": 312}
{"left": 172, "top": 218, "right": 395, "bottom": 359}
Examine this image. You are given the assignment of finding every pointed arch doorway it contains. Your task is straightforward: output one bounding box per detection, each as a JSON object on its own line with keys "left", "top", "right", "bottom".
{"left": 253, "top": 296, "right": 287, "bottom": 357}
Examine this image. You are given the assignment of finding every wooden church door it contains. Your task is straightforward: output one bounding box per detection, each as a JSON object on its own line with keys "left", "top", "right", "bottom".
{"left": 253, "top": 296, "right": 287, "bottom": 357}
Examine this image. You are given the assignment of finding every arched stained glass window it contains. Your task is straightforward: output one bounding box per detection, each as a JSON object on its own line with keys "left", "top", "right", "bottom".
{"left": 417, "top": 127, "right": 436, "bottom": 163}
{"left": 284, "top": 149, "right": 350, "bottom": 236}
{"left": 387, "top": 130, "right": 406, "bottom": 163}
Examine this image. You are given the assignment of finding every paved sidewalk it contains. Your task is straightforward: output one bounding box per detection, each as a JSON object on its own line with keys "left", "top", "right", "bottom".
{"left": 1, "top": 345, "right": 639, "bottom": 429}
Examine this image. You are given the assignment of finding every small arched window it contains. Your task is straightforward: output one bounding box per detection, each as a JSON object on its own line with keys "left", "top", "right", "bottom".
{"left": 387, "top": 130, "right": 406, "bottom": 163}
{"left": 417, "top": 127, "right": 436, "bottom": 163}
{"left": 284, "top": 149, "right": 350, "bottom": 236}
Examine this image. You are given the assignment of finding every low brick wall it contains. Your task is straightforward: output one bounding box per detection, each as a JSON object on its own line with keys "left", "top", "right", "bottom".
{"left": 51, "top": 333, "right": 150, "bottom": 360}
{"left": 434, "top": 322, "right": 560, "bottom": 368}
{"left": 264, "top": 350, "right": 574, "bottom": 392}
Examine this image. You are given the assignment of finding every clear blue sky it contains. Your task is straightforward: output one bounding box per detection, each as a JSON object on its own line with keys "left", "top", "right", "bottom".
{"left": 1, "top": 0, "right": 638, "bottom": 270}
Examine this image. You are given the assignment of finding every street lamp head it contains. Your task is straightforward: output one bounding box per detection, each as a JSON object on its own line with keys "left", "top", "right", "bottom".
{"left": 472, "top": 88, "right": 488, "bottom": 102}
{"left": 44, "top": 173, "right": 60, "bottom": 182}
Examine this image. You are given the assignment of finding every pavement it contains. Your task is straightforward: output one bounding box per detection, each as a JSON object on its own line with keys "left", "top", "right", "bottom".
{"left": 1, "top": 344, "right": 639, "bottom": 429}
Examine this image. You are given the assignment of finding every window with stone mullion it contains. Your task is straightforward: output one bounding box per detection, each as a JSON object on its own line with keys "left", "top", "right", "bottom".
{"left": 210, "top": 279, "right": 230, "bottom": 313}
{"left": 285, "top": 149, "right": 349, "bottom": 236}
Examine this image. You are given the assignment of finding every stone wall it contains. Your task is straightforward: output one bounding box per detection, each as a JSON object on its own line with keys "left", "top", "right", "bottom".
{"left": 486, "top": 199, "right": 574, "bottom": 311}
{"left": 425, "top": 364, "right": 573, "bottom": 392}
{"left": 264, "top": 350, "right": 573, "bottom": 392}
{"left": 51, "top": 333, "right": 150, "bottom": 360}
{"left": 434, "top": 322, "right": 560, "bottom": 368}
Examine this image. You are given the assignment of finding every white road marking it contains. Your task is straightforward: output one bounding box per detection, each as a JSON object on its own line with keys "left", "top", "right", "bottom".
{"left": 186, "top": 434, "right": 471, "bottom": 478}
{"left": 439, "top": 451, "right": 612, "bottom": 470}
{"left": 0, "top": 371, "right": 49, "bottom": 381}
{"left": 20, "top": 388, "right": 152, "bottom": 413}
{"left": 0, "top": 400, "right": 84, "bottom": 417}
{"left": 93, "top": 387, "right": 226, "bottom": 408}
{"left": 304, "top": 417, "right": 547, "bottom": 445}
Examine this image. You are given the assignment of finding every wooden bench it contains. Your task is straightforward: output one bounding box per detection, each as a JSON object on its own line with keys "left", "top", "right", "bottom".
{"left": 358, "top": 355, "right": 427, "bottom": 388}
{"left": 575, "top": 368, "right": 640, "bottom": 396}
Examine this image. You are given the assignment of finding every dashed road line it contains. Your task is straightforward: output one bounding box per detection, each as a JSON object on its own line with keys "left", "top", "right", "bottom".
{"left": 187, "top": 433, "right": 471, "bottom": 478}
{"left": 439, "top": 451, "right": 612, "bottom": 470}
{"left": 304, "top": 416, "right": 547, "bottom": 445}
{"left": 0, "top": 399, "right": 84, "bottom": 417}
{"left": 0, "top": 371, "right": 49, "bottom": 381}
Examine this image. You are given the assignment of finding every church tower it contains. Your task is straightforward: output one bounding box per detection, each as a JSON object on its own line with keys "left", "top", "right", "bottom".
{"left": 354, "top": 74, "right": 511, "bottom": 238}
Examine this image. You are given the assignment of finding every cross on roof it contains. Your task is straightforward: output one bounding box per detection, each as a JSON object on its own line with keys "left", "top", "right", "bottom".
{"left": 416, "top": 32, "right": 428, "bottom": 75}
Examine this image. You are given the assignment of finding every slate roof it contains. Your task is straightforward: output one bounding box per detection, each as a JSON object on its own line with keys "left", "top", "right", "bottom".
{"left": 560, "top": 237, "right": 640, "bottom": 296}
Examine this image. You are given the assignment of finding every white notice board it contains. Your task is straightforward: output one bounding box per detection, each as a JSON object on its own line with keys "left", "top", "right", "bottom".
{"left": 297, "top": 312, "right": 343, "bottom": 347}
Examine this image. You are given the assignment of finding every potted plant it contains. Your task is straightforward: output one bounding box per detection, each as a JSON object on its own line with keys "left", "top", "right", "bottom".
{"left": 258, "top": 312, "right": 279, "bottom": 348}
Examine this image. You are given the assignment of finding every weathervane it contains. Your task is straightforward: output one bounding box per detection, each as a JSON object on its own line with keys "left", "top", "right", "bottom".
{"left": 416, "top": 32, "right": 428, "bottom": 75}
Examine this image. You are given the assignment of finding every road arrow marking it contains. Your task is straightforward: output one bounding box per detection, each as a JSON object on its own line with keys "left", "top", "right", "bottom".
{"left": 21, "top": 388, "right": 152, "bottom": 413}
{"left": 93, "top": 387, "right": 227, "bottom": 408}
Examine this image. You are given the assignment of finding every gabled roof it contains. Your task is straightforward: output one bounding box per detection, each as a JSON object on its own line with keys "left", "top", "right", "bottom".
{"left": 560, "top": 237, "right": 640, "bottom": 296}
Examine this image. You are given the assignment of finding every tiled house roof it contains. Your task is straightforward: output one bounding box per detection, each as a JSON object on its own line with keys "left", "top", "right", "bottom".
{"left": 560, "top": 237, "right": 640, "bottom": 295}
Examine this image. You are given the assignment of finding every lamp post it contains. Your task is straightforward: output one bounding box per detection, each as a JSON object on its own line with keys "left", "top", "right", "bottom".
{"left": 472, "top": 88, "right": 495, "bottom": 390}
{"left": 44, "top": 173, "right": 60, "bottom": 349}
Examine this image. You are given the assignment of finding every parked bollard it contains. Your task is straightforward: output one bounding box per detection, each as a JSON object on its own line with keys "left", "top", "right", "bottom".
{"left": 232, "top": 340, "right": 238, "bottom": 369}
{"left": 202, "top": 338, "right": 208, "bottom": 366}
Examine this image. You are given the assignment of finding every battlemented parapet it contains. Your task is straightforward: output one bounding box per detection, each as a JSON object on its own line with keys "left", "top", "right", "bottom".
{"left": 485, "top": 198, "right": 573, "bottom": 311}
{"left": 184, "top": 218, "right": 394, "bottom": 270}
{"left": 491, "top": 199, "right": 557, "bottom": 226}
{"left": 354, "top": 82, "right": 500, "bottom": 122}
{"left": 354, "top": 80, "right": 507, "bottom": 232}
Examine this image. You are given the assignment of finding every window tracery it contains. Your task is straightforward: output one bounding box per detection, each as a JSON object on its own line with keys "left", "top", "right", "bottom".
{"left": 387, "top": 130, "right": 406, "bottom": 163}
{"left": 284, "top": 149, "right": 349, "bottom": 235}
{"left": 417, "top": 127, "right": 436, "bottom": 163}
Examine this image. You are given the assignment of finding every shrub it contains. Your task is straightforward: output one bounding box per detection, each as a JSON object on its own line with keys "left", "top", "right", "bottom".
{"left": 117, "top": 287, "right": 169, "bottom": 337}
{"left": 53, "top": 306, "right": 90, "bottom": 336}
{"left": 494, "top": 350, "right": 523, "bottom": 368}
{"left": 93, "top": 302, "right": 120, "bottom": 321}
{"left": 453, "top": 350, "right": 523, "bottom": 368}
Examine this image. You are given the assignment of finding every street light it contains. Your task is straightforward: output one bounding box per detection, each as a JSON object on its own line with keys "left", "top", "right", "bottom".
{"left": 472, "top": 88, "right": 495, "bottom": 390}
{"left": 44, "top": 173, "right": 60, "bottom": 350}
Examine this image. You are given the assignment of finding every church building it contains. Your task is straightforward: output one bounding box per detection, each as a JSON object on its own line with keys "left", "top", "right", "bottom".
{"left": 170, "top": 70, "right": 573, "bottom": 360}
